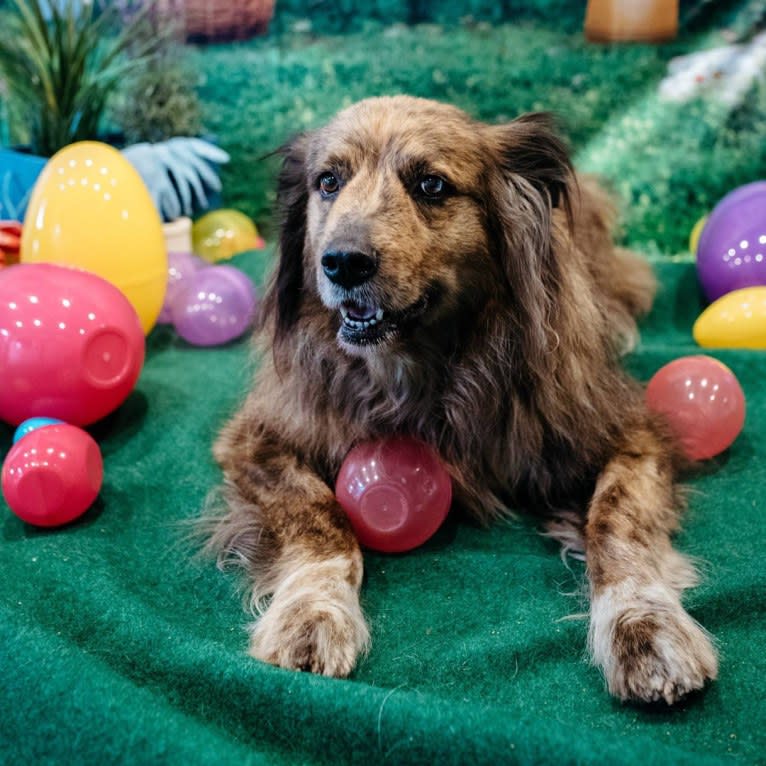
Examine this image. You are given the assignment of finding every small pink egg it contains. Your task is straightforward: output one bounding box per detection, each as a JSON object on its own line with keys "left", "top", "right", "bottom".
{"left": 646, "top": 355, "right": 745, "bottom": 460}
{"left": 336, "top": 437, "right": 452, "bottom": 553}
{"left": 2, "top": 424, "right": 103, "bottom": 527}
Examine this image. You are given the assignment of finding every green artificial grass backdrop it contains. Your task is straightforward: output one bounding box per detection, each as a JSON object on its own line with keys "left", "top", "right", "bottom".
{"left": 194, "top": 0, "right": 766, "bottom": 255}
{"left": 2, "top": 1, "right": 766, "bottom": 764}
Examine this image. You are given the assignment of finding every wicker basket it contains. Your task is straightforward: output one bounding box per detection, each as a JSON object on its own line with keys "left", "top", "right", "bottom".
{"left": 151, "top": 0, "right": 276, "bottom": 43}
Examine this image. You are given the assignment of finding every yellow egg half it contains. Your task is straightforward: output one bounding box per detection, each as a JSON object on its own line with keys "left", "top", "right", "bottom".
{"left": 689, "top": 215, "right": 708, "bottom": 255}
{"left": 21, "top": 141, "right": 167, "bottom": 334}
{"left": 693, "top": 287, "right": 766, "bottom": 349}
{"left": 192, "top": 209, "right": 264, "bottom": 263}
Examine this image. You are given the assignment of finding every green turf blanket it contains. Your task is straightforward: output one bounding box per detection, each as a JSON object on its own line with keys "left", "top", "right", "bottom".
{"left": 1, "top": 251, "right": 765, "bottom": 764}
{"left": 3, "top": 1, "right": 766, "bottom": 762}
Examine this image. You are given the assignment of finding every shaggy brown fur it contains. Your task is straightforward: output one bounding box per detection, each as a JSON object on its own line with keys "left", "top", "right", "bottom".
{"left": 208, "top": 96, "right": 717, "bottom": 703}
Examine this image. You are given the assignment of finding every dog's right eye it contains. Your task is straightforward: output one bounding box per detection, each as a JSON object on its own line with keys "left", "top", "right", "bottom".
{"left": 419, "top": 175, "right": 445, "bottom": 197}
{"left": 414, "top": 174, "right": 453, "bottom": 203}
{"left": 318, "top": 173, "right": 340, "bottom": 197}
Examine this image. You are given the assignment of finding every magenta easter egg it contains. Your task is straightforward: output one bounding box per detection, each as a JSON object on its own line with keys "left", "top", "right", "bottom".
{"left": 0, "top": 263, "right": 145, "bottom": 426}
{"left": 336, "top": 437, "right": 452, "bottom": 553}
{"left": 171, "top": 265, "right": 257, "bottom": 346}
{"left": 696, "top": 181, "right": 766, "bottom": 302}
{"left": 646, "top": 356, "right": 745, "bottom": 461}
{"left": 2, "top": 423, "right": 103, "bottom": 527}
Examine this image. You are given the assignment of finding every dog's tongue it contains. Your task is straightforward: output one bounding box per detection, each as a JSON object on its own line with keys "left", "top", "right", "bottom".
{"left": 346, "top": 302, "right": 376, "bottom": 321}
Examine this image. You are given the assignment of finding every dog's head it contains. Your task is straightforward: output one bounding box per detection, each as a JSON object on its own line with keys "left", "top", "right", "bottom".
{"left": 265, "top": 96, "right": 573, "bottom": 358}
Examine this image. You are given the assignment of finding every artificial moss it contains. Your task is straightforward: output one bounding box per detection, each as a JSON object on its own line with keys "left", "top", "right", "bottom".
{"left": 193, "top": 1, "right": 766, "bottom": 254}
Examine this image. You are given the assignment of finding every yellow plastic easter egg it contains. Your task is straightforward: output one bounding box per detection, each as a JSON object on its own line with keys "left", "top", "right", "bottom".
{"left": 689, "top": 215, "right": 708, "bottom": 255}
{"left": 21, "top": 141, "right": 167, "bottom": 334}
{"left": 693, "top": 287, "right": 766, "bottom": 349}
{"left": 192, "top": 209, "right": 265, "bottom": 263}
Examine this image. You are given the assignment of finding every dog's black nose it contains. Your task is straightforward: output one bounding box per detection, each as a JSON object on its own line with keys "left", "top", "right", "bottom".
{"left": 321, "top": 250, "right": 377, "bottom": 289}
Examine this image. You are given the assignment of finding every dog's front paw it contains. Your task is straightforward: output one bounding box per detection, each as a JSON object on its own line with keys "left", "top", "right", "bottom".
{"left": 248, "top": 585, "right": 369, "bottom": 677}
{"left": 591, "top": 588, "right": 718, "bottom": 705}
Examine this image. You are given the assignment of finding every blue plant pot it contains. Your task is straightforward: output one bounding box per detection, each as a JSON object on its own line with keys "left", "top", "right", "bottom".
{"left": 0, "top": 149, "right": 47, "bottom": 221}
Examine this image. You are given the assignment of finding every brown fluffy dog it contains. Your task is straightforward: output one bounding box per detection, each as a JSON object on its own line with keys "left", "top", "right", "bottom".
{"left": 208, "top": 96, "right": 717, "bottom": 704}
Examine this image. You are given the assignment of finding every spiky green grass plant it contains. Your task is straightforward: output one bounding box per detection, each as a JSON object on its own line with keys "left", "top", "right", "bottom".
{"left": 0, "top": 0, "right": 157, "bottom": 156}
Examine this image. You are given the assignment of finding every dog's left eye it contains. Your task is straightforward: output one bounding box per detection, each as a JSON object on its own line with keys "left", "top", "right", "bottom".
{"left": 418, "top": 175, "right": 447, "bottom": 199}
{"left": 318, "top": 172, "right": 340, "bottom": 197}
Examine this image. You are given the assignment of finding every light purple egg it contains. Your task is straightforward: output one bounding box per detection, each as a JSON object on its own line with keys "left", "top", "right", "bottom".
{"left": 171, "top": 265, "right": 257, "bottom": 346}
{"left": 697, "top": 181, "right": 766, "bottom": 302}
{"left": 157, "top": 251, "right": 207, "bottom": 324}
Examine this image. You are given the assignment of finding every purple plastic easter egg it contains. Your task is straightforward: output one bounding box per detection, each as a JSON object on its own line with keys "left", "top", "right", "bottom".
{"left": 697, "top": 181, "right": 766, "bottom": 302}
{"left": 157, "top": 251, "right": 206, "bottom": 324}
{"left": 171, "top": 265, "right": 257, "bottom": 346}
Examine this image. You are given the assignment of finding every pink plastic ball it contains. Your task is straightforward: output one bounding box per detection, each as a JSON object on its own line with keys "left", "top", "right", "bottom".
{"left": 336, "top": 437, "right": 452, "bottom": 553}
{"left": 170, "top": 265, "right": 257, "bottom": 346}
{"left": 646, "top": 355, "right": 745, "bottom": 460}
{"left": 0, "top": 263, "right": 145, "bottom": 426}
{"left": 2, "top": 423, "right": 103, "bottom": 527}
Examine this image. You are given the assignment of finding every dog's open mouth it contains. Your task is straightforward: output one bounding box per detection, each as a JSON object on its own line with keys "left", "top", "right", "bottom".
{"left": 338, "top": 291, "right": 433, "bottom": 347}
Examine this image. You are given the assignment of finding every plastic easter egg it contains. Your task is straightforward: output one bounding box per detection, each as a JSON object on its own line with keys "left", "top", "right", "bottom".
{"left": 2, "top": 423, "right": 103, "bottom": 527}
{"left": 192, "top": 209, "right": 265, "bottom": 263}
{"left": 336, "top": 437, "right": 452, "bottom": 553}
{"left": 0, "top": 263, "right": 145, "bottom": 426}
{"left": 171, "top": 265, "right": 257, "bottom": 346}
{"left": 693, "top": 286, "right": 766, "bottom": 349}
{"left": 0, "top": 221, "right": 22, "bottom": 268}
{"left": 20, "top": 142, "right": 167, "bottom": 334}
{"left": 157, "top": 251, "right": 206, "bottom": 324}
{"left": 13, "top": 417, "right": 64, "bottom": 444}
{"left": 646, "top": 356, "right": 745, "bottom": 460}
{"left": 689, "top": 215, "right": 707, "bottom": 254}
{"left": 696, "top": 181, "right": 766, "bottom": 302}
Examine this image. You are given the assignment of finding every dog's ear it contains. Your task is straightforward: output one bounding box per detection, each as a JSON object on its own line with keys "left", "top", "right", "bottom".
{"left": 491, "top": 112, "right": 573, "bottom": 216}
{"left": 487, "top": 113, "right": 574, "bottom": 360}
{"left": 260, "top": 135, "right": 310, "bottom": 342}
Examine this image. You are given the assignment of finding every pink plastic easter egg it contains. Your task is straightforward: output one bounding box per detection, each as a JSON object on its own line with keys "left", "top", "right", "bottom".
{"left": 646, "top": 355, "right": 745, "bottom": 460}
{"left": 336, "top": 437, "right": 452, "bottom": 553}
{"left": 0, "top": 263, "right": 145, "bottom": 426}
{"left": 170, "top": 265, "right": 257, "bottom": 346}
{"left": 2, "top": 423, "right": 103, "bottom": 527}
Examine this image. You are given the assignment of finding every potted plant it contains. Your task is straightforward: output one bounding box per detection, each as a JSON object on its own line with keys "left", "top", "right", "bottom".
{"left": 0, "top": 0, "right": 232, "bottom": 230}
{"left": 0, "top": 0, "right": 159, "bottom": 156}
{"left": 0, "top": 0, "right": 158, "bottom": 219}
{"left": 111, "top": 42, "right": 231, "bottom": 223}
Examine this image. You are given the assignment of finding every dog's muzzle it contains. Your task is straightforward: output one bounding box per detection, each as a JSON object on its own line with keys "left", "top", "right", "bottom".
{"left": 337, "top": 287, "right": 437, "bottom": 348}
